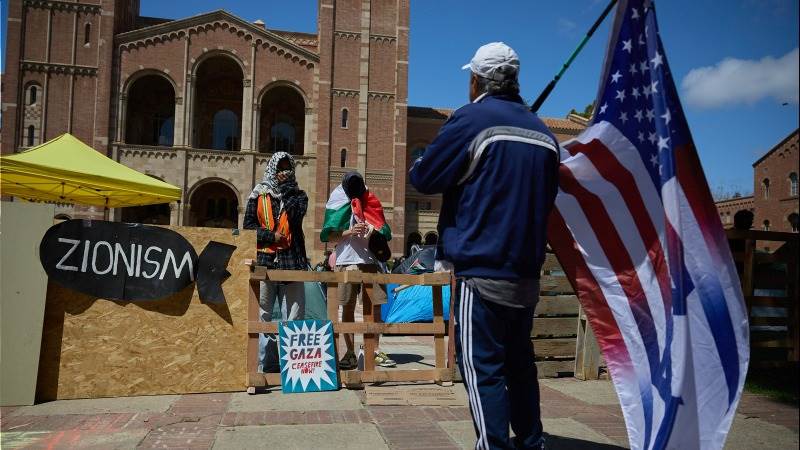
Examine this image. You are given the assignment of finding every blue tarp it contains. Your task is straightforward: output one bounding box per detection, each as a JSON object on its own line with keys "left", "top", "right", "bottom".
{"left": 381, "top": 283, "right": 451, "bottom": 323}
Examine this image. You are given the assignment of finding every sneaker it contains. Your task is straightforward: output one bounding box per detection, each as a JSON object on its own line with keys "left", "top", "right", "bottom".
{"left": 374, "top": 351, "right": 396, "bottom": 368}
{"left": 338, "top": 350, "right": 357, "bottom": 370}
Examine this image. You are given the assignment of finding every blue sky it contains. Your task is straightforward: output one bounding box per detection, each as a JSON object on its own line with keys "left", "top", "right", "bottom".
{"left": 2, "top": 0, "right": 798, "bottom": 195}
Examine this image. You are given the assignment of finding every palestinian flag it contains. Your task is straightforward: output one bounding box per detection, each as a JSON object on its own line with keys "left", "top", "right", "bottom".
{"left": 320, "top": 185, "right": 392, "bottom": 242}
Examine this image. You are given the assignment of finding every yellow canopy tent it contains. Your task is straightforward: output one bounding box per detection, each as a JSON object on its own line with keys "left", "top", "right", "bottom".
{"left": 0, "top": 134, "right": 181, "bottom": 208}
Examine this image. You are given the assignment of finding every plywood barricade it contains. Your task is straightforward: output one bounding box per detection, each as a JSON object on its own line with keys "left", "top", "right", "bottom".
{"left": 246, "top": 268, "right": 455, "bottom": 391}
{"left": 36, "top": 227, "right": 256, "bottom": 401}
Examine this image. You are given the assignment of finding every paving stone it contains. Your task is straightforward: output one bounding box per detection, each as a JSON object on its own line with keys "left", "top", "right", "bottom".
{"left": 437, "top": 420, "right": 478, "bottom": 449}
{"left": 228, "top": 389, "right": 363, "bottom": 412}
{"left": 0, "top": 429, "right": 149, "bottom": 450}
{"left": 378, "top": 421, "right": 460, "bottom": 449}
{"left": 738, "top": 394, "right": 800, "bottom": 432}
{"left": 212, "top": 424, "right": 388, "bottom": 449}
{"left": 542, "top": 418, "right": 623, "bottom": 448}
{"left": 1, "top": 379, "right": 796, "bottom": 449}
{"left": 137, "top": 417, "right": 220, "bottom": 450}
{"left": 9, "top": 395, "right": 179, "bottom": 416}
{"left": 724, "top": 414, "right": 799, "bottom": 450}
{"left": 169, "top": 393, "right": 232, "bottom": 417}
{"left": 438, "top": 418, "right": 624, "bottom": 449}
{"left": 540, "top": 379, "right": 620, "bottom": 405}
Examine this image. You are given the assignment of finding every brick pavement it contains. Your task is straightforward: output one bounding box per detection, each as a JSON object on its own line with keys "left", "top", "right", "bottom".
{"left": 1, "top": 381, "right": 797, "bottom": 449}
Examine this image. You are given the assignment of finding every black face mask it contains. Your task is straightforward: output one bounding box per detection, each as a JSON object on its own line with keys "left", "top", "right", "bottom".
{"left": 342, "top": 172, "right": 366, "bottom": 199}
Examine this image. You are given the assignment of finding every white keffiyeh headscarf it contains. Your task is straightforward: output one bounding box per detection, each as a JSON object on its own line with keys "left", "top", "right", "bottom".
{"left": 249, "top": 152, "right": 299, "bottom": 200}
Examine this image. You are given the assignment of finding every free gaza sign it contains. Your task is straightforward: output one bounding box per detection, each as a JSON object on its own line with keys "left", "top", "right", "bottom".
{"left": 40, "top": 220, "right": 235, "bottom": 303}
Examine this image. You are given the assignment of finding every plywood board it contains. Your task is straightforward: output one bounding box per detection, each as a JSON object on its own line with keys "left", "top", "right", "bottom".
{"left": 36, "top": 226, "right": 256, "bottom": 400}
{"left": 0, "top": 202, "right": 55, "bottom": 406}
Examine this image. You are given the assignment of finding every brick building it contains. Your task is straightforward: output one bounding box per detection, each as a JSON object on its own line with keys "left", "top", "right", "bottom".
{"left": 714, "top": 129, "right": 799, "bottom": 233}
{"left": 715, "top": 195, "right": 754, "bottom": 229}
{"left": 2, "top": 0, "right": 584, "bottom": 260}
{"left": 752, "top": 129, "right": 799, "bottom": 233}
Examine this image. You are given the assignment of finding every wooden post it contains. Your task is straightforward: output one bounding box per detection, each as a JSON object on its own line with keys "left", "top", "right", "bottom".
{"left": 787, "top": 243, "right": 799, "bottom": 362}
{"left": 742, "top": 237, "right": 755, "bottom": 298}
{"left": 432, "top": 284, "right": 449, "bottom": 385}
{"left": 362, "top": 280, "right": 376, "bottom": 374}
{"left": 447, "top": 275, "right": 457, "bottom": 371}
{"left": 326, "top": 282, "right": 341, "bottom": 366}
{"left": 574, "top": 305, "right": 601, "bottom": 380}
{"left": 246, "top": 278, "right": 260, "bottom": 394}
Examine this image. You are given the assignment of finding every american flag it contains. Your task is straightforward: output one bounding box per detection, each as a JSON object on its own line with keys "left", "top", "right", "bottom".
{"left": 547, "top": 1, "right": 750, "bottom": 449}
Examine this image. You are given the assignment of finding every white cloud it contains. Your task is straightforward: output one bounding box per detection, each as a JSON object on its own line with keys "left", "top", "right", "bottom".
{"left": 557, "top": 18, "right": 577, "bottom": 35}
{"left": 681, "top": 48, "right": 799, "bottom": 108}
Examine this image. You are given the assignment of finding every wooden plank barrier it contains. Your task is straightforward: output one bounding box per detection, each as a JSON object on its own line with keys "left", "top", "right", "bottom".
{"left": 246, "top": 268, "right": 455, "bottom": 392}
{"left": 727, "top": 229, "right": 799, "bottom": 368}
{"left": 534, "top": 251, "right": 587, "bottom": 378}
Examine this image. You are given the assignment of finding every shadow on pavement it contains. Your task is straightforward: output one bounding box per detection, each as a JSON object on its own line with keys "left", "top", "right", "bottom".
{"left": 388, "top": 353, "right": 425, "bottom": 364}
{"left": 545, "top": 434, "right": 627, "bottom": 449}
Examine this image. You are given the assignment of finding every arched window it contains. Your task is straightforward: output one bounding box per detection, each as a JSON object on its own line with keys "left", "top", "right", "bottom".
{"left": 789, "top": 172, "right": 798, "bottom": 197}
{"left": 341, "top": 108, "right": 349, "bottom": 128}
{"left": 789, "top": 213, "right": 799, "bottom": 233}
{"left": 29, "top": 86, "right": 37, "bottom": 105}
{"left": 212, "top": 109, "right": 239, "bottom": 150}
{"left": 270, "top": 121, "right": 295, "bottom": 153}
{"left": 762, "top": 178, "right": 770, "bottom": 199}
{"left": 27, "top": 125, "right": 35, "bottom": 146}
{"left": 763, "top": 220, "right": 770, "bottom": 231}
{"left": 158, "top": 117, "right": 174, "bottom": 146}
{"left": 125, "top": 74, "right": 175, "bottom": 146}
{"left": 84, "top": 23, "right": 91, "bottom": 45}
{"left": 340, "top": 148, "right": 347, "bottom": 167}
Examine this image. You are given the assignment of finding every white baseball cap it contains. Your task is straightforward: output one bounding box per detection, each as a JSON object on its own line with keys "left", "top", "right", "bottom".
{"left": 462, "top": 42, "right": 520, "bottom": 81}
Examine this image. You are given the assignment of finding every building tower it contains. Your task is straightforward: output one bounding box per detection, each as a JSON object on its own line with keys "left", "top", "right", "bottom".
{"left": 315, "top": 0, "right": 410, "bottom": 256}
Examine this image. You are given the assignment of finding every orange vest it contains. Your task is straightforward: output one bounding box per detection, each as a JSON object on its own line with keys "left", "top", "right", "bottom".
{"left": 257, "top": 194, "right": 292, "bottom": 253}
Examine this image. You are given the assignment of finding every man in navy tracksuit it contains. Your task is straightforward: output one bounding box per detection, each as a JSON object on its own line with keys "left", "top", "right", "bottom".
{"left": 409, "top": 43, "right": 559, "bottom": 450}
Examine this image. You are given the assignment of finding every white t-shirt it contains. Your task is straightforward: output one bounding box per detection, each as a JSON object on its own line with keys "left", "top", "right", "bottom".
{"left": 335, "top": 216, "right": 377, "bottom": 265}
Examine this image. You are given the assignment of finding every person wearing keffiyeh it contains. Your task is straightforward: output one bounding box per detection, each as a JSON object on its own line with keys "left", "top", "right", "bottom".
{"left": 243, "top": 152, "right": 309, "bottom": 372}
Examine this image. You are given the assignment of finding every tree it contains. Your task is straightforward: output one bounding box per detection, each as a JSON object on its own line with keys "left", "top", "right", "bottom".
{"left": 570, "top": 102, "right": 595, "bottom": 119}
{"left": 712, "top": 184, "right": 750, "bottom": 201}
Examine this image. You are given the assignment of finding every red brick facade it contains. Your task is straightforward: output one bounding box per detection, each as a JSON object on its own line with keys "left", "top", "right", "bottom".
{"left": 752, "top": 130, "right": 799, "bottom": 233}
{"left": 2, "top": 0, "right": 583, "bottom": 259}
{"left": 715, "top": 196, "right": 754, "bottom": 229}
{"left": 714, "top": 129, "right": 799, "bottom": 233}
{"left": 2, "top": 0, "right": 127, "bottom": 154}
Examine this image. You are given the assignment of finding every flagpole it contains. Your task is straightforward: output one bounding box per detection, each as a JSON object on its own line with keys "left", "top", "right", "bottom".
{"left": 530, "top": 0, "right": 618, "bottom": 113}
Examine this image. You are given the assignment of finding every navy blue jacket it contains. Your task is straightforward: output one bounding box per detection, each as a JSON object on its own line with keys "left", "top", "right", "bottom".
{"left": 409, "top": 93, "right": 559, "bottom": 280}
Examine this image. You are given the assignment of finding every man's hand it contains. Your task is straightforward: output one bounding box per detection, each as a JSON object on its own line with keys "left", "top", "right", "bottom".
{"left": 274, "top": 232, "right": 288, "bottom": 245}
{"left": 351, "top": 223, "right": 368, "bottom": 237}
